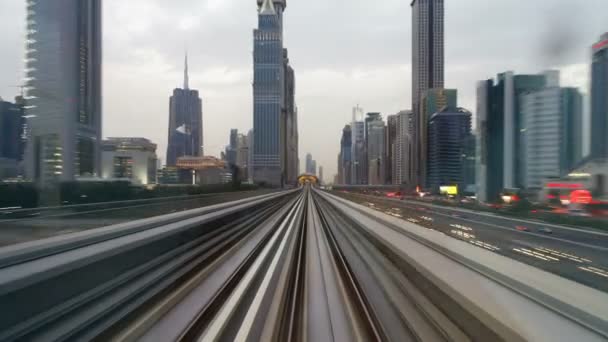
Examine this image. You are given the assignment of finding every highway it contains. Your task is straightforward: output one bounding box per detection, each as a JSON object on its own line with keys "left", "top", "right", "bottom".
{"left": 0, "top": 190, "right": 274, "bottom": 247}
{"left": 331, "top": 191, "right": 608, "bottom": 292}
{"left": 0, "top": 187, "right": 606, "bottom": 341}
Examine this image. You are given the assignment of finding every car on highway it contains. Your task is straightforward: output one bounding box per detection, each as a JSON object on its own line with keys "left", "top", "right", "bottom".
{"left": 515, "top": 225, "right": 530, "bottom": 232}
{"left": 538, "top": 227, "right": 553, "bottom": 234}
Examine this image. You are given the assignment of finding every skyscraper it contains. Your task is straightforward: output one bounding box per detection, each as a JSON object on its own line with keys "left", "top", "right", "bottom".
{"left": 420, "top": 88, "right": 457, "bottom": 188}
{"left": 520, "top": 85, "right": 583, "bottom": 189}
{"left": 0, "top": 97, "right": 25, "bottom": 162}
{"left": 305, "top": 153, "right": 314, "bottom": 174}
{"left": 476, "top": 72, "right": 547, "bottom": 202}
{"left": 25, "top": 0, "right": 102, "bottom": 184}
{"left": 591, "top": 33, "right": 608, "bottom": 160}
{"left": 386, "top": 115, "right": 398, "bottom": 185}
{"left": 318, "top": 166, "right": 324, "bottom": 184}
{"left": 225, "top": 129, "right": 238, "bottom": 166}
{"left": 411, "top": 0, "right": 445, "bottom": 189}
{"left": 166, "top": 55, "right": 203, "bottom": 167}
{"left": 367, "top": 114, "right": 386, "bottom": 185}
{"left": 427, "top": 107, "right": 472, "bottom": 193}
{"left": 283, "top": 49, "right": 298, "bottom": 186}
{"left": 253, "top": 0, "right": 289, "bottom": 186}
{"left": 351, "top": 105, "right": 366, "bottom": 185}
{"left": 338, "top": 125, "right": 352, "bottom": 184}
{"left": 0, "top": 97, "right": 25, "bottom": 179}
{"left": 395, "top": 110, "right": 412, "bottom": 185}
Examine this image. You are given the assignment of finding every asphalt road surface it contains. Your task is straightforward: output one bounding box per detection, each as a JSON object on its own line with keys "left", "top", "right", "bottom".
{"left": 331, "top": 191, "right": 608, "bottom": 293}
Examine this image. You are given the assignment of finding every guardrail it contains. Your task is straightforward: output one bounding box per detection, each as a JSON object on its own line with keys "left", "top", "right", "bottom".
{"left": 0, "top": 190, "right": 270, "bottom": 218}
{"left": 318, "top": 190, "right": 608, "bottom": 341}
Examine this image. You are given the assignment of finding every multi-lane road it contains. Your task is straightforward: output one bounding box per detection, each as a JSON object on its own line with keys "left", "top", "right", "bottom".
{"left": 331, "top": 191, "right": 608, "bottom": 292}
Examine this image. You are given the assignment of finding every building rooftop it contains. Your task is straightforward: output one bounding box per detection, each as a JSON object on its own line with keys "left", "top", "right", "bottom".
{"left": 102, "top": 138, "right": 157, "bottom": 152}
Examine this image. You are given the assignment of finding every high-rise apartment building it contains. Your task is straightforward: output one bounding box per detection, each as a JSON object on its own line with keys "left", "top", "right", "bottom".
{"left": 25, "top": 0, "right": 102, "bottom": 184}
{"left": 252, "top": 0, "right": 290, "bottom": 186}
{"left": 591, "top": 33, "right": 608, "bottom": 160}
{"left": 166, "top": 55, "right": 203, "bottom": 167}
{"left": 411, "top": 0, "right": 444, "bottom": 189}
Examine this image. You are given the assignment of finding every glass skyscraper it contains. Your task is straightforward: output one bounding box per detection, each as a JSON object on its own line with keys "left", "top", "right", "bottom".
{"left": 427, "top": 107, "right": 472, "bottom": 193}
{"left": 411, "top": 0, "right": 445, "bottom": 189}
{"left": 24, "top": 0, "right": 102, "bottom": 184}
{"left": 252, "top": 0, "right": 287, "bottom": 186}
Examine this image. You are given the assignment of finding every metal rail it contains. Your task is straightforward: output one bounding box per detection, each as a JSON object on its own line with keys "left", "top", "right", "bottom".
{"left": 0, "top": 186, "right": 606, "bottom": 341}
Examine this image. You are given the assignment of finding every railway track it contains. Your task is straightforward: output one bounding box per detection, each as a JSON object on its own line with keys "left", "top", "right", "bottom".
{"left": 102, "top": 188, "right": 472, "bottom": 341}
{"left": 0, "top": 186, "right": 606, "bottom": 341}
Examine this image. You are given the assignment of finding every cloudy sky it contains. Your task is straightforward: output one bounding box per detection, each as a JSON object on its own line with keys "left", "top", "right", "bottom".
{"left": 1, "top": 0, "right": 607, "bottom": 180}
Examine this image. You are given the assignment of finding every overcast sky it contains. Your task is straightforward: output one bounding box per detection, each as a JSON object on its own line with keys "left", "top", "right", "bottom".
{"left": 1, "top": 0, "right": 607, "bottom": 180}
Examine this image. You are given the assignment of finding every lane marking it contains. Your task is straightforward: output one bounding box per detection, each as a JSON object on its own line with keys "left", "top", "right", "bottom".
{"left": 395, "top": 198, "right": 608, "bottom": 237}
{"left": 578, "top": 266, "right": 608, "bottom": 279}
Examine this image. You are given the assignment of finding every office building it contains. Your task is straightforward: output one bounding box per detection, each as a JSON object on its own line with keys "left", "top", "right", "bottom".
{"left": 157, "top": 167, "right": 179, "bottom": 185}
{"left": 305, "top": 153, "right": 316, "bottom": 175}
{"left": 476, "top": 72, "right": 546, "bottom": 202}
{"left": 236, "top": 133, "right": 250, "bottom": 181}
{"left": 0, "top": 97, "right": 25, "bottom": 162}
{"left": 101, "top": 138, "right": 158, "bottom": 185}
{"left": 225, "top": 129, "right": 238, "bottom": 166}
{"left": 0, "top": 97, "right": 26, "bottom": 179}
{"left": 591, "top": 33, "right": 608, "bottom": 160}
{"left": 386, "top": 115, "right": 398, "bottom": 185}
{"left": 24, "top": 0, "right": 102, "bottom": 184}
{"left": 253, "top": 0, "right": 290, "bottom": 186}
{"left": 167, "top": 55, "right": 203, "bottom": 167}
{"left": 318, "top": 166, "right": 324, "bottom": 184}
{"left": 367, "top": 114, "right": 386, "bottom": 185}
{"left": 411, "top": 0, "right": 445, "bottom": 189}
{"left": 338, "top": 125, "right": 352, "bottom": 184}
{"left": 463, "top": 134, "right": 476, "bottom": 194}
{"left": 476, "top": 80, "right": 503, "bottom": 203}
{"left": 351, "top": 106, "right": 367, "bottom": 185}
{"left": 427, "top": 107, "right": 472, "bottom": 193}
{"left": 420, "top": 88, "right": 457, "bottom": 188}
{"left": 247, "top": 129, "right": 254, "bottom": 182}
{"left": 521, "top": 86, "right": 583, "bottom": 189}
{"left": 395, "top": 110, "right": 412, "bottom": 185}
{"left": 283, "top": 49, "right": 299, "bottom": 186}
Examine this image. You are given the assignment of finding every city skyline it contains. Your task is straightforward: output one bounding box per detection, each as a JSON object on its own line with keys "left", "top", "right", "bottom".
{"left": 0, "top": 0, "right": 606, "bottom": 178}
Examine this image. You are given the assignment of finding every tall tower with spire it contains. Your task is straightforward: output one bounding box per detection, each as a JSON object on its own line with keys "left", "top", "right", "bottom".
{"left": 166, "top": 54, "right": 203, "bottom": 171}
{"left": 184, "top": 52, "right": 189, "bottom": 90}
